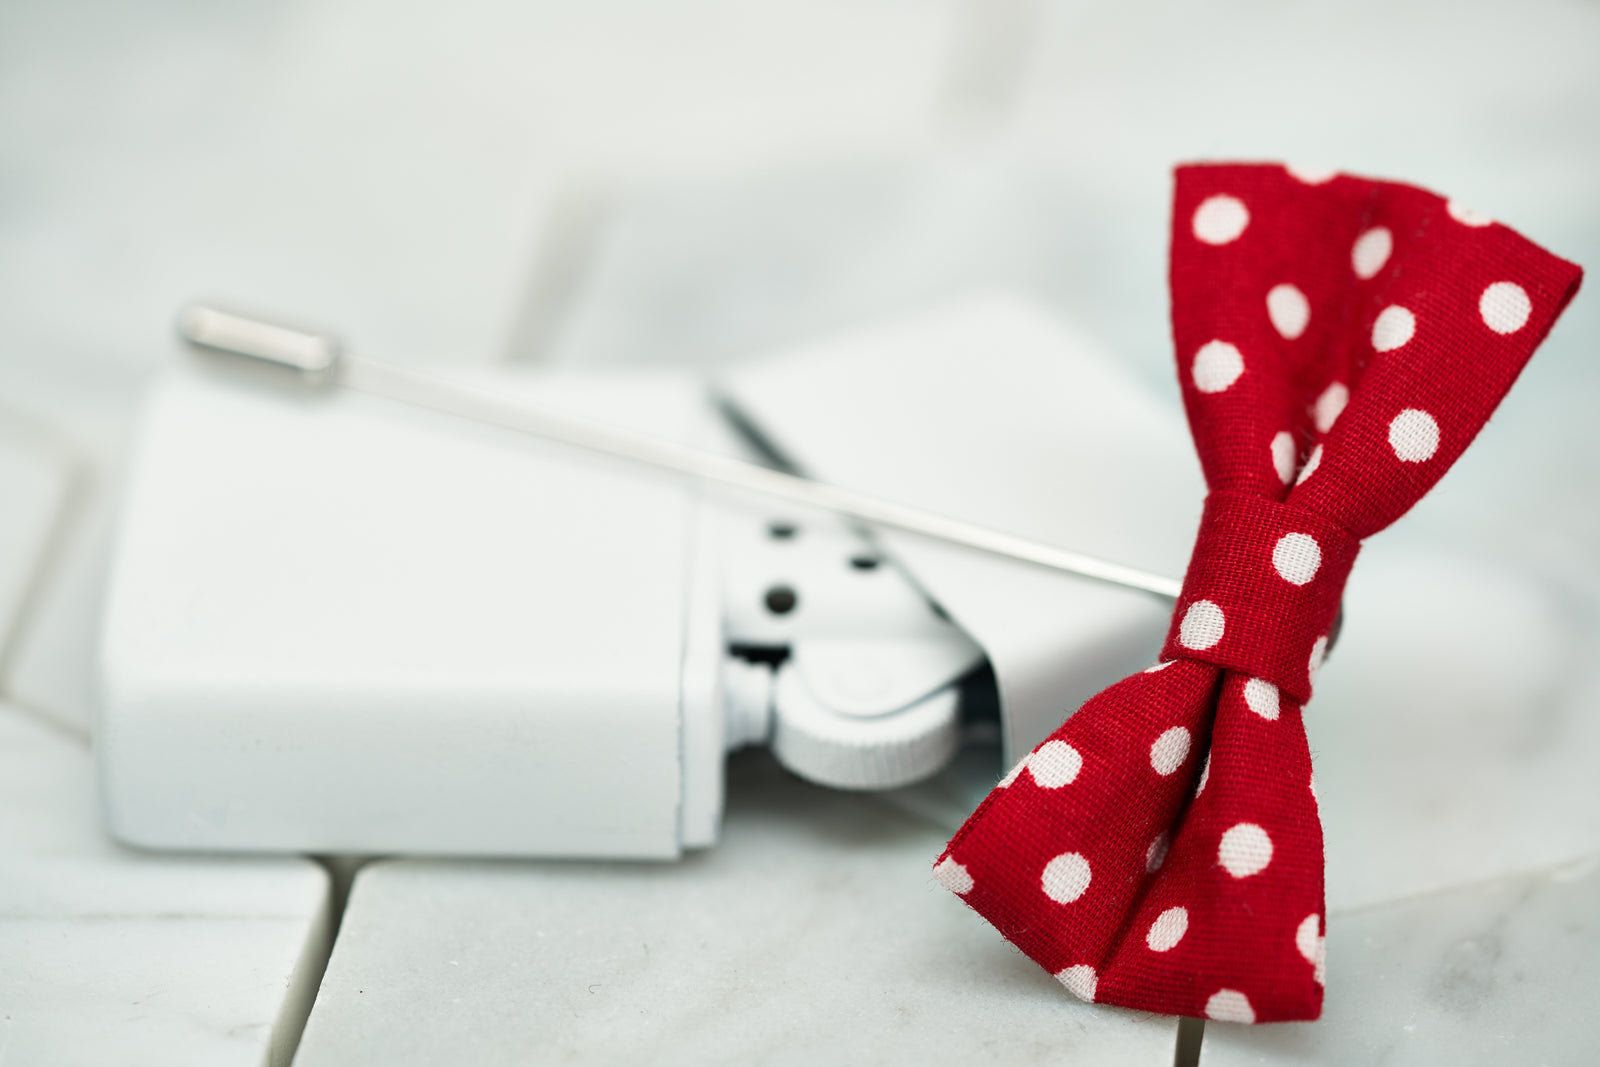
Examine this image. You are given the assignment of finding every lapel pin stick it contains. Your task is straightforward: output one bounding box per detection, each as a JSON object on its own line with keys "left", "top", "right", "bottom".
{"left": 177, "top": 302, "right": 1184, "bottom": 601}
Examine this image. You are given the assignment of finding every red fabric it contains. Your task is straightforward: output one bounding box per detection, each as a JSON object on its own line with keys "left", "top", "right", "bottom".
{"left": 934, "top": 163, "right": 1582, "bottom": 1024}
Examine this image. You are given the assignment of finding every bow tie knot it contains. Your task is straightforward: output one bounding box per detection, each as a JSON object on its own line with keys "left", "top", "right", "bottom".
{"left": 1161, "top": 491, "right": 1359, "bottom": 704}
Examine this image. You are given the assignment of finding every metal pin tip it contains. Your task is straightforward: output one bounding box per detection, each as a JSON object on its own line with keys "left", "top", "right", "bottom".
{"left": 178, "top": 303, "right": 343, "bottom": 384}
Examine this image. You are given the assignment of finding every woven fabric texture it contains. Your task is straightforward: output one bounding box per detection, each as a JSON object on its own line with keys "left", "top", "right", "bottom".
{"left": 934, "top": 162, "right": 1582, "bottom": 1024}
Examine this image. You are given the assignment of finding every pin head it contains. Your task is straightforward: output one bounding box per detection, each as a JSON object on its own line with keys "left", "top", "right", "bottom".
{"left": 178, "top": 304, "right": 342, "bottom": 386}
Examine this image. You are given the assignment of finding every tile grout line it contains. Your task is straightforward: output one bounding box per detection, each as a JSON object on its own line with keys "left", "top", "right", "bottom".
{"left": 0, "top": 694, "right": 89, "bottom": 746}
{"left": 277, "top": 856, "right": 371, "bottom": 1067}
{"left": 0, "top": 407, "right": 97, "bottom": 696}
{"left": 937, "top": 0, "right": 1043, "bottom": 137}
{"left": 1327, "top": 850, "right": 1600, "bottom": 923}
{"left": 500, "top": 183, "right": 612, "bottom": 366}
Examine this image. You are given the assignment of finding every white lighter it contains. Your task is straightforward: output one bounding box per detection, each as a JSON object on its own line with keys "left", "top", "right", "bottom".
{"left": 96, "top": 294, "right": 1201, "bottom": 859}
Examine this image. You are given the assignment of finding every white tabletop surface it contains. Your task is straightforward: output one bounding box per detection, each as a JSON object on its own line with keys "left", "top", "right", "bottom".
{"left": 3, "top": 1, "right": 1599, "bottom": 1063}
{"left": 294, "top": 749, "right": 1179, "bottom": 1067}
{"left": 1204, "top": 854, "right": 1600, "bottom": 1065}
{"left": 0, "top": 702, "right": 330, "bottom": 1066}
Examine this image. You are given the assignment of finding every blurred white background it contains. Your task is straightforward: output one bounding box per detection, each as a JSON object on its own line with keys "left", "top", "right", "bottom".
{"left": 2, "top": 0, "right": 1595, "bottom": 560}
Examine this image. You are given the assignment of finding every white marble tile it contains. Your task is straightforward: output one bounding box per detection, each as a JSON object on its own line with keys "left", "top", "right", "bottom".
{"left": 0, "top": 5, "right": 1593, "bottom": 1061}
{"left": 0, "top": 703, "right": 331, "bottom": 1065}
{"left": 1201, "top": 854, "right": 1600, "bottom": 1065}
{"left": 539, "top": 159, "right": 1094, "bottom": 372}
{"left": 0, "top": 0, "right": 958, "bottom": 380}
{"left": 295, "top": 749, "right": 1178, "bottom": 1067}
{"left": 1309, "top": 537, "right": 1600, "bottom": 913}
{"left": 0, "top": 916, "right": 328, "bottom": 1067}
{"left": 1009, "top": 0, "right": 1600, "bottom": 225}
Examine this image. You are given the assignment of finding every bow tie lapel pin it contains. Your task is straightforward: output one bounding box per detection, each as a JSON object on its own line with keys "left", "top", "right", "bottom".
{"left": 935, "top": 162, "right": 1583, "bottom": 1025}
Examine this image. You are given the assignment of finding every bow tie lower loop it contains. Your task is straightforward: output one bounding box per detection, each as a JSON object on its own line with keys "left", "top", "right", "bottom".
{"left": 1160, "top": 491, "right": 1360, "bottom": 704}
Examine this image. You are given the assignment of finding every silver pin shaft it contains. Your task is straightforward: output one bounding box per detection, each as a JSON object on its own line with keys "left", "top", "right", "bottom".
{"left": 179, "top": 304, "right": 1183, "bottom": 600}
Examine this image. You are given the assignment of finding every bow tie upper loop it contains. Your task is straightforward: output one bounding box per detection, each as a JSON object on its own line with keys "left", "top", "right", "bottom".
{"left": 1172, "top": 164, "right": 1582, "bottom": 538}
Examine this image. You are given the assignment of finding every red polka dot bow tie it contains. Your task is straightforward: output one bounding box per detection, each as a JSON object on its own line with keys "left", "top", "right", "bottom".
{"left": 934, "top": 162, "right": 1582, "bottom": 1024}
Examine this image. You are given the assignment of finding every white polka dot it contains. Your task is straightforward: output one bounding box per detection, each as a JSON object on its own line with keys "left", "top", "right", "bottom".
{"left": 1270, "top": 431, "right": 1296, "bottom": 485}
{"left": 1206, "top": 989, "right": 1256, "bottom": 1024}
{"left": 1309, "top": 769, "right": 1319, "bottom": 801}
{"left": 1272, "top": 532, "right": 1322, "bottom": 585}
{"left": 1218, "top": 823, "right": 1273, "bottom": 878}
{"left": 1266, "top": 283, "right": 1310, "bottom": 339}
{"left": 1371, "top": 305, "right": 1415, "bottom": 352}
{"left": 1149, "top": 726, "right": 1193, "bottom": 776}
{"left": 1309, "top": 635, "right": 1329, "bottom": 684}
{"left": 1028, "top": 740, "right": 1083, "bottom": 788}
{"left": 1146, "top": 832, "right": 1171, "bottom": 873}
{"left": 1041, "top": 852, "right": 1092, "bottom": 904}
{"left": 1056, "top": 965, "right": 1097, "bottom": 1002}
{"left": 1285, "top": 163, "right": 1336, "bottom": 185}
{"left": 1314, "top": 382, "right": 1349, "bottom": 433}
{"left": 1244, "top": 678, "right": 1280, "bottom": 721}
{"left": 1144, "top": 660, "right": 1174, "bottom": 674}
{"left": 1295, "top": 444, "right": 1323, "bottom": 486}
{"left": 1480, "top": 281, "right": 1531, "bottom": 334}
{"left": 1193, "top": 195, "right": 1250, "bottom": 245}
{"left": 1192, "top": 340, "right": 1245, "bottom": 393}
{"left": 1388, "top": 408, "right": 1440, "bottom": 462}
{"left": 1195, "top": 753, "right": 1211, "bottom": 796}
{"left": 998, "top": 756, "right": 1027, "bottom": 787}
{"left": 1448, "top": 200, "right": 1493, "bottom": 227}
{"left": 1179, "top": 600, "right": 1225, "bottom": 650}
{"left": 1351, "top": 226, "right": 1393, "bottom": 280}
{"left": 934, "top": 856, "right": 974, "bottom": 894}
{"left": 1146, "top": 906, "right": 1190, "bottom": 952}
{"left": 1296, "top": 913, "right": 1326, "bottom": 985}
